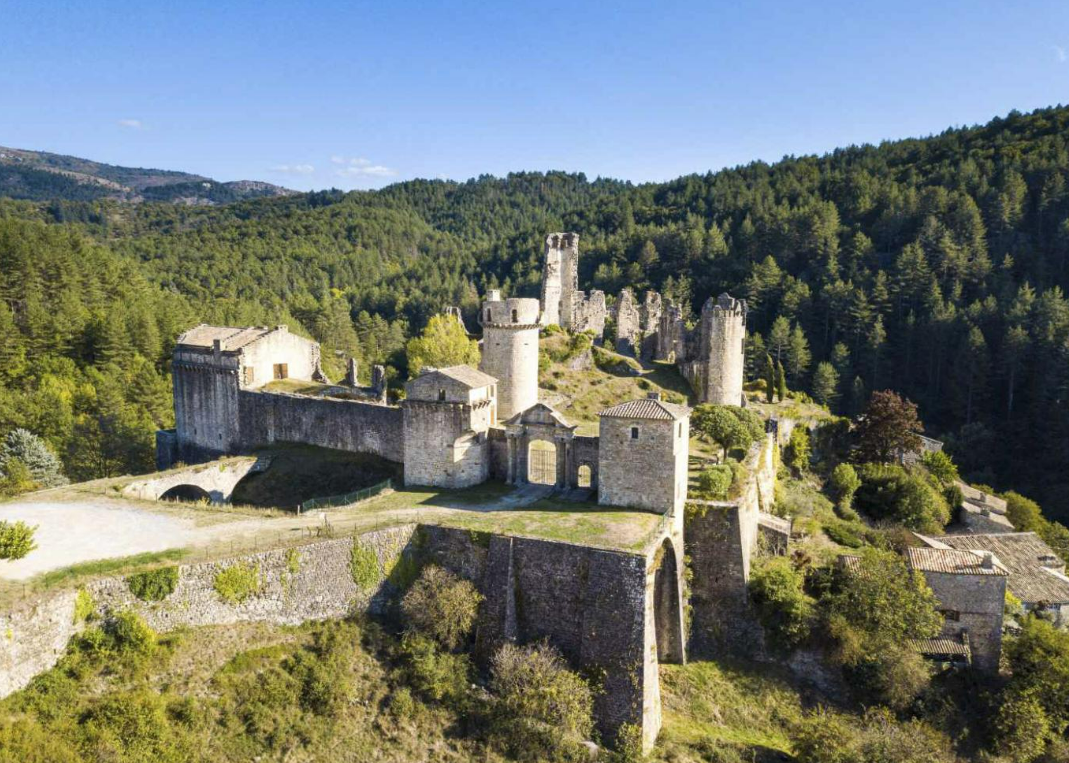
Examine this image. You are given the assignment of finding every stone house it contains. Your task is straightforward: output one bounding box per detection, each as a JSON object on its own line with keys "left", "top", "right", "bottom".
{"left": 597, "top": 393, "right": 690, "bottom": 516}
{"left": 905, "top": 545, "right": 1007, "bottom": 673}
{"left": 921, "top": 532, "right": 1069, "bottom": 627}
{"left": 401, "top": 365, "right": 498, "bottom": 489}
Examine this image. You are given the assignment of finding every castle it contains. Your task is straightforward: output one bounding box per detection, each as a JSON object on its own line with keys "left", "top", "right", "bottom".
{"left": 151, "top": 232, "right": 755, "bottom": 751}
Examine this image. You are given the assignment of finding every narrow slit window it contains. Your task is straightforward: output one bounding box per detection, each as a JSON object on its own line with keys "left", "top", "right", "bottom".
{"left": 630, "top": 426, "right": 639, "bottom": 440}
{"left": 438, "top": 389, "right": 446, "bottom": 402}
{"left": 511, "top": 309, "right": 518, "bottom": 323}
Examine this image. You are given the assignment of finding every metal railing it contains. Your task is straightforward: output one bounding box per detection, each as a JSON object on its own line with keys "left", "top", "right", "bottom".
{"left": 300, "top": 479, "right": 393, "bottom": 512}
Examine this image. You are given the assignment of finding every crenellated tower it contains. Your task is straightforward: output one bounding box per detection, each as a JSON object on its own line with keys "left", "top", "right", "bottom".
{"left": 479, "top": 290, "right": 541, "bottom": 420}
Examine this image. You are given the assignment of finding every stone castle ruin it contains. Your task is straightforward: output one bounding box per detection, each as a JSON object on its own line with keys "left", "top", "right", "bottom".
{"left": 540, "top": 232, "right": 747, "bottom": 406}
{"left": 137, "top": 232, "right": 767, "bottom": 751}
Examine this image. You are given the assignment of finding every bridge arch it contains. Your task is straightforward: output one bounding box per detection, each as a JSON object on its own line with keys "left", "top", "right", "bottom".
{"left": 653, "top": 537, "right": 685, "bottom": 664}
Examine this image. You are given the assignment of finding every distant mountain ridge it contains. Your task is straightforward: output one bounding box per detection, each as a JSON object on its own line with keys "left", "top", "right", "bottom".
{"left": 0, "top": 146, "right": 295, "bottom": 204}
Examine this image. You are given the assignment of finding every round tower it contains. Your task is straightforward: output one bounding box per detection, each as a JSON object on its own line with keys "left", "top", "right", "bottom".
{"left": 699, "top": 293, "right": 747, "bottom": 406}
{"left": 479, "top": 291, "right": 541, "bottom": 421}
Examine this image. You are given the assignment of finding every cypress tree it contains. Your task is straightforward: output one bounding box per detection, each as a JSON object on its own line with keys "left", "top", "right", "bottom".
{"left": 776, "top": 360, "right": 788, "bottom": 402}
{"left": 764, "top": 353, "right": 776, "bottom": 403}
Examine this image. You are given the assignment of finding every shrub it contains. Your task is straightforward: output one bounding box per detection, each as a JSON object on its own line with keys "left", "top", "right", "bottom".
{"left": 73, "top": 588, "right": 95, "bottom": 623}
{"left": 0, "top": 520, "right": 37, "bottom": 560}
{"left": 846, "top": 643, "right": 931, "bottom": 711}
{"left": 126, "top": 567, "right": 179, "bottom": 602}
{"left": 285, "top": 548, "right": 300, "bottom": 575}
{"left": 823, "top": 521, "right": 864, "bottom": 548}
{"left": 213, "top": 562, "right": 261, "bottom": 605}
{"left": 696, "top": 465, "right": 732, "bottom": 499}
{"left": 828, "top": 463, "right": 861, "bottom": 516}
{"left": 856, "top": 708, "right": 956, "bottom": 763}
{"left": 783, "top": 426, "right": 810, "bottom": 473}
{"left": 748, "top": 556, "right": 815, "bottom": 651}
{"left": 401, "top": 565, "right": 482, "bottom": 649}
{"left": 791, "top": 708, "right": 857, "bottom": 763}
{"left": 398, "top": 632, "right": 471, "bottom": 704}
{"left": 488, "top": 642, "right": 594, "bottom": 759}
{"left": 854, "top": 463, "right": 950, "bottom": 533}
{"left": 994, "top": 690, "right": 1050, "bottom": 762}
{"left": 349, "top": 538, "right": 380, "bottom": 590}
{"left": 82, "top": 689, "right": 191, "bottom": 763}
{"left": 107, "top": 611, "right": 157, "bottom": 655}
{"left": 921, "top": 450, "right": 959, "bottom": 485}
{"left": 1004, "top": 490, "right": 1044, "bottom": 532}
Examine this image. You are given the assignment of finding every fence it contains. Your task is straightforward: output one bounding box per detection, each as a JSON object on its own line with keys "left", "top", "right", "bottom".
{"left": 300, "top": 479, "right": 393, "bottom": 512}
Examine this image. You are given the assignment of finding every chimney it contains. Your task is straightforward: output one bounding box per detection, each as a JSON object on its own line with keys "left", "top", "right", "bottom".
{"left": 981, "top": 552, "right": 994, "bottom": 570}
{"left": 487, "top": 289, "right": 502, "bottom": 302}
{"left": 347, "top": 357, "right": 359, "bottom": 387}
{"left": 212, "top": 338, "right": 222, "bottom": 358}
{"left": 647, "top": 391, "right": 662, "bottom": 401}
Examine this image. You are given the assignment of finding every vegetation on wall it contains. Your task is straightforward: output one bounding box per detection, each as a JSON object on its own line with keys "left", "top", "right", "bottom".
{"left": 125, "top": 566, "right": 179, "bottom": 602}
{"left": 212, "top": 562, "right": 262, "bottom": 605}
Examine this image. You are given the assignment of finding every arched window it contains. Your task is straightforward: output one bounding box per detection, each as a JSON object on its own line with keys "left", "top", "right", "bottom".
{"left": 511, "top": 309, "right": 518, "bottom": 323}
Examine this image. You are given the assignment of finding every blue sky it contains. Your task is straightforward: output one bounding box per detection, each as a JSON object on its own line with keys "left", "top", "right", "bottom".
{"left": 2, "top": 0, "right": 1068, "bottom": 191}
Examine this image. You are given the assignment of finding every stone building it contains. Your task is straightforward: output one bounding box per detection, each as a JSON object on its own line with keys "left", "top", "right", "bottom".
{"left": 539, "top": 232, "right": 607, "bottom": 334}
{"left": 402, "top": 365, "right": 498, "bottom": 489}
{"left": 921, "top": 532, "right": 1069, "bottom": 627}
{"left": 597, "top": 393, "right": 691, "bottom": 516}
{"left": 905, "top": 545, "right": 1007, "bottom": 673}
{"left": 169, "top": 324, "right": 326, "bottom": 463}
{"left": 956, "top": 482, "right": 1015, "bottom": 533}
{"left": 478, "top": 291, "right": 540, "bottom": 421}
{"left": 680, "top": 294, "right": 747, "bottom": 406}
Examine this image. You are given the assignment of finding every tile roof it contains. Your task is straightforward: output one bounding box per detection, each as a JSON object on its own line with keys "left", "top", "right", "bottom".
{"left": 909, "top": 636, "right": 971, "bottom": 659}
{"left": 432, "top": 365, "right": 498, "bottom": 389}
{"left": 598, "top": 398, "right": 691, "bottom": 421}
{"left": 957, "top": 481, "right": 1008, "bottom": 514}
{"left": 176, "top": 324, "right": 277, "bottom": 351}
{"left": 906, "top": 546, "right": 1007, "bottom": 576}
{"left": 923, "top": 533, "right": 1069, "bottom": 604}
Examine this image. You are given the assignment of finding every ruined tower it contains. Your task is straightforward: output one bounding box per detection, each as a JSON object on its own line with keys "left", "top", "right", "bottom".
{"left": 683, "top": 294, "right": 747, "bottom": 406}
{"left": 479, "top": 290, "right": 541, "bottom": 420}
{"left": 539, "top": 233, "right": 607, "bottom": 335}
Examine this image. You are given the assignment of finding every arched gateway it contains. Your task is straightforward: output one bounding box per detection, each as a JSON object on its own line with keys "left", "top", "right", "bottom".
{"left": 503, "top": 403, "right": 598, "bottom": 490}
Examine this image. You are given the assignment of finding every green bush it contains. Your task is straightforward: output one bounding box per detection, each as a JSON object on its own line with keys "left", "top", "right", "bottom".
{"left": 488, "top": 642, "right": 594, "bottom": 761}
{"left": 853, "top": 463, "right": 950, "bottom": 533}
{"left": 285, "top": 548, "right": 300, "bottom": 575}
{"left": 823, "top": 521, "right": 865, "bottom": 549}
{"left": 82, "top": 690, "right": 191, "bottom": 763}
{"left": 696, "top": 465, "right": 732, "bottom": 499}
{"left": 398, "top": 632, "right": 471, "bottom": 704}
{"left": 921, "top": 450, "right": 959, "bottom": 485}
{"left": 845, "top": 643, "right": 931, "bottom": 711}
{"left": 126, "top": 567, "right": 179, "bottom": 602}
{"left": 748, "top": 556, "right": 815, "bottom": 651}
{"left": 993, "top": 689, "right": 1050, "bottom": 762}
{"left": 791, "top": 708, "right": 857, "bottom": 763}
{"left": 213, "top": 562, "right": 261, "bottom": 605}
{"left": 349, "top": 538, "right": 380, "bottom": 590}
{"left": 783, "top": 427, "right": 811, "bottom": 473}
{"left": 0, "top": 520, "right": 37, "bottom": 560}
{"left": 828, "top": 463, "right": 861, "bottom": 517}
{"left": 401, "top": 565, "right": 482, "bottom": 650}
{"left": 73, "top": 588, "right": 95, "bottom": 623}
{"left": 107, "top": 611, "right": 157, "bottom": 655}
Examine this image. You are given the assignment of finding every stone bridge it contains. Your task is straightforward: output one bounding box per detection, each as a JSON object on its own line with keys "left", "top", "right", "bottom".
{"left": 121, "top": 456, "right": 267, "bottom": 503}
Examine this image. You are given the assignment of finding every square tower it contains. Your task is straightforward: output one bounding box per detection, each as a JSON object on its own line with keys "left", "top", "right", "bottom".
{"left": 597, "top": 394, "right": 690, "bottom": 515}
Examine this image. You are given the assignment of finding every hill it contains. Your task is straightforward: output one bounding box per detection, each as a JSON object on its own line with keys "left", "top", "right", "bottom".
{"left": 0, "top": 146, "right": 294, "bottom": 204}
{"left": 4, "top": 106, "right": 1069, "bottom": 527}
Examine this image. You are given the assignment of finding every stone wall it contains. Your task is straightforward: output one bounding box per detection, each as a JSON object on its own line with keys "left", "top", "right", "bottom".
{"left": 686, "top": 435, "right": 776, "bottom": 654}
{"left": 238, "top": 389, "right": 403, "bottom": 462}
{"left": 402, "top": 399, "right": 491, "bottom": 488}
{"left": 0, "top": 522, "right": 668, "bottom": 751}
{"left": 173, "top": 349, "right": 243, "bottom": 462}
{"left": 122, "top": 456, "right": 262, "bottom": 503}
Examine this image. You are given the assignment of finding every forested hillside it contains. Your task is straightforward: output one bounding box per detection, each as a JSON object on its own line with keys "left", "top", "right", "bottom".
{"left": 3, "top": 106, "right": 1069, "bottom": 522}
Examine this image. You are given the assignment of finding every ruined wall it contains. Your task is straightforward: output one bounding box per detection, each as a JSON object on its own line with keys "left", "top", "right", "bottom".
{"left": 615, "top": 288, "right": 641, "bottom": 354}
{"left": 539, "top": 232, "right": 607, "bottom": 335}
{"left": 686, "top": 435, "right": 776, "bottom": 654}
{"left": 238, "top": 390, "right": 403, "bottom": 461}
{"left": 402, "top": 399, "right": 491, "bottom": 488}
{"left": 0, "top": 589, "right": 81, "bottom": 700}
{"left": 599, "top": 414, "right": 689, "bottom": 515}
{"left": 540, "top": 233, "right": 572, "bottom": 327}
{"left": 655, "top": 303, "right": 688, "bottom": 363}
{"left": 479, "top": 295, "right": 541, "bottom": 421}
{"left": 920, "top": 570, "right": 1006, "bottom": 674}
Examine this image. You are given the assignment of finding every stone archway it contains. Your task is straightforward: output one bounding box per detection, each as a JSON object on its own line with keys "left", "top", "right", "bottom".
{"left": 653, "top": 538, "right": 685, "bottom": 664}
{"left": 159, "top": 484, "right": 213, "bottom": 503}
{"left": 527, "top": 439, "right": 557, "bottom": 485}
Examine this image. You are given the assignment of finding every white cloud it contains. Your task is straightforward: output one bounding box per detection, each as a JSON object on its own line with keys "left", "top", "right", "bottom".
{"left": 1055, "top": 45, "right": 1067, "bottom": 63}
{"left": 335, "top": 164, "right": 396, "bottom": 178}
{"left": 330, "top": 155, "right": 396, "bottom": 178}
{"left": 269, "top": 164, "right": 316, "bottom": 175}
{"left": 117, "top": 119, "right": 143, "bottom": 130}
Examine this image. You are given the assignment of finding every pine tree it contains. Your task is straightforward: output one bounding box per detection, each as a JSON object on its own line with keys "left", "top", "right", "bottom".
{"left": 812, "top": 362, "right": 840, "bottom": 409}
{"left": 786, "top": 324, "right": 811, "bottom": 384}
